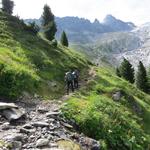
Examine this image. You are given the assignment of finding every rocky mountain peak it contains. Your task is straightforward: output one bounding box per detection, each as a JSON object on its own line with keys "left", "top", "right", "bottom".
{"left": 103, "top": 14, "right": 117, "bottom": 23}
{"left": 93, "top": 18, "right": 100, "bottom": 25}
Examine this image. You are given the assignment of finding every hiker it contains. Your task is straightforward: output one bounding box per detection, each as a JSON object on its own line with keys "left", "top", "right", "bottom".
{"left": 65, "top": 70, "right": 74, "bottom": 94}
{"left": 72, "top": 69, "right": 79, "bottom": 89}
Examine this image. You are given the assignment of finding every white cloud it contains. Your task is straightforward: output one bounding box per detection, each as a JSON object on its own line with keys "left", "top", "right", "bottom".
{"left": 1, "top": 0, "right": 150, "bottom": 25}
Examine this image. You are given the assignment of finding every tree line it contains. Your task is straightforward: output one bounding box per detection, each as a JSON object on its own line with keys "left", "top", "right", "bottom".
{"left": 116, "top": 58, "right": 149, "bottom": 93}
{"left": 1, "top": 0, "right": 69, "bottom": 47}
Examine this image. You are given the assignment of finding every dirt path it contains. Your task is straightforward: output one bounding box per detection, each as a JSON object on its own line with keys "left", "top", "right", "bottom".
{"left": 0, "top": 67, "right": 100, "bottom": 150}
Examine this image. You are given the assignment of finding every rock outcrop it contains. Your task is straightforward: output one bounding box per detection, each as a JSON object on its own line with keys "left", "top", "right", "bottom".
{"left": 0, "top": 101, "right": 100, "bottom": 150}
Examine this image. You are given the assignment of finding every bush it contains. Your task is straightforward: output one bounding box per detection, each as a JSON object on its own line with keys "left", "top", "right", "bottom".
{"left": 0, "top": 64, "right": 39, "bottom": 99}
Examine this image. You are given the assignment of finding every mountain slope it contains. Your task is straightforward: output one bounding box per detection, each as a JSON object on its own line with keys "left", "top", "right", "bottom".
{"left": 0, "top": 12, "right": 90, "bottom": 100}
{"left": 62, "top": 67, "right": 150, "bottom": 150}
{"left": 114, "top": 23, "right": 150, "bottom": 67}
{"left": 25, "top": 15, "right": 135, "bottom": 44}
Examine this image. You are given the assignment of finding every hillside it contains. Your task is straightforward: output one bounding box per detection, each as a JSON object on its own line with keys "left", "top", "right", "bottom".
{"left": 115, "top": 23, "right": 150, "bottom": 68}
{"left": 0, "top": 11, "right": 90, "bottom": 100}
{"left": 62, "top": 67, "right": 150, "bottom": 150}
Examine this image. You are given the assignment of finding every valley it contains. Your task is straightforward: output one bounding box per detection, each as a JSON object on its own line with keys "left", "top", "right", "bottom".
{"left": 0, "top": 1, "right": 150, "bottom": 150}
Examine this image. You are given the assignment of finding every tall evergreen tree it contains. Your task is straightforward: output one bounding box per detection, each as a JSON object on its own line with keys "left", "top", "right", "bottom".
{"left": 147, "top": 68, "right": 150, "bottom": 91}
{"left": 42, "top": 4, "right": 57, "bottom": 41}
{"left": 116, "top": 67, "right": 121, "bottom": 77}
{"left": 60, "top": 31, "right": 69, "bottom": 47}
{"left": 2, "top": 0, "right": 14, "bottom": 15}
{"left": 120, "top": 58, "right": 135, "bottom": 83}
{"left": 136, "top": 61, "right": 148, "bottom": 92}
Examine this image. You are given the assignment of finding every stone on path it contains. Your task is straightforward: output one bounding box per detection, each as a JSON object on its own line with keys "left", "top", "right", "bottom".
{"left": 36, "top": 138, "right": 49, "bottom": 147}
{"left": 46, "top": 111, "right": 61, "bottom": 118}
{"left": 0, "top": 102, "right": 18, "bottom": 110}
{"left": 1, "top": 108, "right": 25, "bottom": 122}
{"left": 31, "top": 121, "right": 49, "bottom": 127}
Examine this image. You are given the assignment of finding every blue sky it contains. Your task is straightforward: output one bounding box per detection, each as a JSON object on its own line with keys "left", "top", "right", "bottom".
{"left": 2, "top": 0, "right": 150, "bottom": 25}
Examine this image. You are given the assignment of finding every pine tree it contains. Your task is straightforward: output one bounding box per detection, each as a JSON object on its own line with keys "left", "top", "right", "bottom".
{"left": 120, "top": 58, "right": 135, "bottom": 83}
{"left": 147, "top": 68, "right": 150, "bottom": 91}
{"left": 136, "top": 61, "right": 148, "bottom": 92}
{"left": 42, "top": 4, "right": 57, "bottom": 41}
{"left": 116, "top": 67, "right": 121, "bottom": 77}
{"left": 44, "top": 21, "right": 57, "bottom": 41}
{"left": 2, "top": 0, "right": 14, "bottom": 15}
{"left": 60, "top": 31, "right": 69, "bottom": 47}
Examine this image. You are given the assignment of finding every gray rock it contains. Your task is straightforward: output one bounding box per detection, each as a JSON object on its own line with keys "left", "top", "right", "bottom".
{"left": 48, "top": 81, "right": 57, "bottom": 87}
{"left": 46, "top": 111, "right": 61, "bottom": 118}
{"left": 36, "top": 138, "right": 49, "bottom": 147}
{"left": 50, "top": 143, "right": 58, "bottom": 148}
{"left": 23, "top": 123, "right": 33, "bottom": 129}
{"left": 1, "top": 122, "right": 11, "bottom": 130}
{"left": 0, "top": 102, "right": 18, "bottom": 110}
{"left": 4, "top": 133, "right": 24, "bottom": 142}
{"left": 20, "top": 128, "right": 35, "bottom": 134}
{"left": 1, "top": 108, "right": 25, "bottom": 121}
{"left": 61, "top": 122, "right": 73, "bottom": 129}
{"left": 91, "top": 140, "right": 100, "bottom": 150}
{"left": 112, "top": 91, "right": 122, "bottom": 101}
{"left": 32, "top": 121, "right": 49, "bottom": 127}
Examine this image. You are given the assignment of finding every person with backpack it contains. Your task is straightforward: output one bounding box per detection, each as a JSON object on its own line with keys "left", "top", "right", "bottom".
{"left": 65, "top": 70, "right": 74, "bottom": 95}
{"left": 72, "top": 69, "right": 79, "bottom": 89}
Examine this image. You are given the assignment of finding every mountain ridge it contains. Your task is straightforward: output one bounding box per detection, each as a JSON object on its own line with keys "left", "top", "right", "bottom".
{"left": 25, "top": 15, "right": 136, "bottom": 44}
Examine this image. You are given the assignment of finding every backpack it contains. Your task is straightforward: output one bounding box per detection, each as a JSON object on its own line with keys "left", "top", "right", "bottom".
{"left": 65, "top": 72, "right": 73, "bottom": 81}
{"left": 72, "top": 72, "right": 77, "bottom": 79}
{"left": 73, "top": 71, "right": 79, "bottom": 79}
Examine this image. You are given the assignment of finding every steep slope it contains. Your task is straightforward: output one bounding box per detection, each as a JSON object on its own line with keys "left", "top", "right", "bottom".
{"left": 0, "top": 12, "right": 90, "bottom": 100}
{"left": 62, "top": 67, "right": 150, "bottom": 150}
{"left": 115, "top": 23, "right": 150, "bottom": 67}
{"left": 72, "top": 31, "right": 142, "bottom": 66}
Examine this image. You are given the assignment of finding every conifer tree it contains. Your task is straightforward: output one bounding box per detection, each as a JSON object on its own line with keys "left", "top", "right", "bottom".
{"left": 60, "top": 31, "right": 69, "bottom": 47}
{"left": 147, "top": 68, "right": 150, "bottom": 91}
{"left": 120, "top": 58, "right": 134, "bottom": 83}
{"left": 2, "top": 0, "right": 14, "bottom": 15}
{"left": 42, "top": 4, "right": 57, "bottom": 41}
{"left": 136, "top": 61, "right": 148, "bottom": 92}
{"left": 116, "top": 67, "right": 121, "bottom": 77}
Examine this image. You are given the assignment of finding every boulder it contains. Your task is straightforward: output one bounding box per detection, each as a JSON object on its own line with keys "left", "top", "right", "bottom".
{"left": 0, "top": 102, "right": 18, "bottom": 110}
{"left": 1, "top": 108, "right": 25, "bottom": 122}
{"left": 80, "top": 137, "right": 100, "bottom": 150}
{"left": 47, "top": 81, "right": 57, "bottom": 88}
{"left": 112, "top": 91, "right": 122, "bottom": 101}
{"left": 36, "top": 138, "right": 49, "bottom": 147}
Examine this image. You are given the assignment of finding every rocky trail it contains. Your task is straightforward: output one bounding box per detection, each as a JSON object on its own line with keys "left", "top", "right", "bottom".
{"left": 0, "top": 68, "right": 100, "bottom": 150}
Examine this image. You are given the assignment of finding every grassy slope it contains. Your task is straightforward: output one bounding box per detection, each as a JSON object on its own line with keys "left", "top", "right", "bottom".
{"left": 0, "top": 12, "right": 90, "bottom": 99}
{"left": 62, "top": 67, "right": 150, "bottom": 150}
